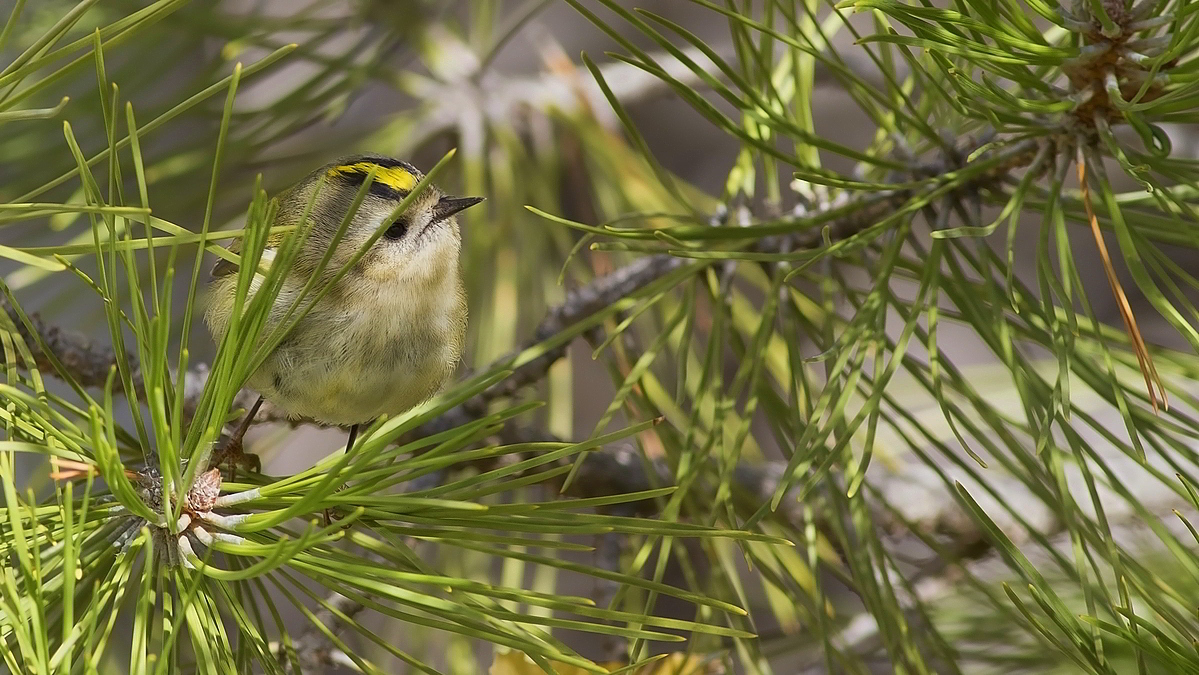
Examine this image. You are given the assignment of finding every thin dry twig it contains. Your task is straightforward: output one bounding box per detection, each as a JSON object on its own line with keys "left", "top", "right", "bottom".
{"left": 1076, "top": 147, "right": 1168, "bottom": 412}
{"left": 0, "top": 295, "right": 141, "bottom": 392}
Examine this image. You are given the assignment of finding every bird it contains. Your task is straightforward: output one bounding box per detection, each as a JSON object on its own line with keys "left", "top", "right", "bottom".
{"left": 204, "top": 154, "right": 481, "bottom": 470}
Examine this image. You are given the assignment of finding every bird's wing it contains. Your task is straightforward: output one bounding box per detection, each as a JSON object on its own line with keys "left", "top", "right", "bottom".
{"left": 211, "top": 194, "right": 292, "bottom": 279}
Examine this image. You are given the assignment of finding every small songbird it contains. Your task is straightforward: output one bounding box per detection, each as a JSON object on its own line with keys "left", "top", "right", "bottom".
{"left": 205, "top": 155, "right": 481, "bottom": 464}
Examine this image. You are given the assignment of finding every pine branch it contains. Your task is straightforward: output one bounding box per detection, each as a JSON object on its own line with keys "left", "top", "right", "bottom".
{"left": 795, "top": 506, "right": 1199, "bottom": 674}
{"left": 0, "top": 295, "right": 141, "bottom": 393}
{"left": 5, "top": 136, "right": 1041, "bottom": 476}
{"left": 277, "top": 591, "right": 366, "bottom": 674}
{"left": 4, "top": 135, "right": 1048, "bottom": 665}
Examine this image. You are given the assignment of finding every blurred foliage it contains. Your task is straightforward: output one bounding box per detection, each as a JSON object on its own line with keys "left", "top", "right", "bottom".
{"left": 490, "top": 649, "right": 723, "bottom": 674}
{"left": 3, "top": 0, "right": 1199, "bottom": 674}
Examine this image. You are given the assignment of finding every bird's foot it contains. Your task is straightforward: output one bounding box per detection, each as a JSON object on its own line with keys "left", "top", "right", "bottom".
{"left": 322, "top": 482, "right": 350, "bottom": 527}
{"left": 209, "top": 396, "right": 266, "bottom": 480}
{"left": 209, "top": 433, "right": 261, "bottom": 480}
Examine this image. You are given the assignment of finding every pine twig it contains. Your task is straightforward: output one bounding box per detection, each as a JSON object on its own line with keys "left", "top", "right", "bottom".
{"left": 4, "top": 136, "right": 1048, "bottom": 667}
{"left": 0, "top": 295, "right": 141, "bottom": 392}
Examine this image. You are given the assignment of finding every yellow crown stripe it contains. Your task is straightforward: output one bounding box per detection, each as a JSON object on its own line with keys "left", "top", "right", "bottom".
{"left": 327, "top": 162, "right": 417, "bottom": 192}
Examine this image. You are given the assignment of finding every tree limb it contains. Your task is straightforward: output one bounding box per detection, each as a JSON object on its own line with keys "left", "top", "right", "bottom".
{"left": 3, "top": 135, "right": 1047, "bottom": 670}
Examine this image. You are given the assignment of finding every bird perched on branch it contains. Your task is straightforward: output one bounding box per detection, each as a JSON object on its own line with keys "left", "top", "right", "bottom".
{"left": 205, "top": 155, "right": 482, "bottom": 468}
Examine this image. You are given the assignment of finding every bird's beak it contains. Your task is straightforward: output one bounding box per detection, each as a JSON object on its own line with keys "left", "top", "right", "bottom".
{"left": 431, "top": 195, "right": 485, "bottom": 223}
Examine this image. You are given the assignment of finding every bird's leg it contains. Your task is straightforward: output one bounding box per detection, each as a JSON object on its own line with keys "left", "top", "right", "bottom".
{"left": 324, "top": 423, "right": 361, "bottom": 526}
{"left": 210, "top": 396, "right": 264, "bottom": 478}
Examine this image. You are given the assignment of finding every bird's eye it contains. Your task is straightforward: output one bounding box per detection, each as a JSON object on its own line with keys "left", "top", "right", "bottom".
{"left": 384, "top": 219, "right": 408, "bottom": 240}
